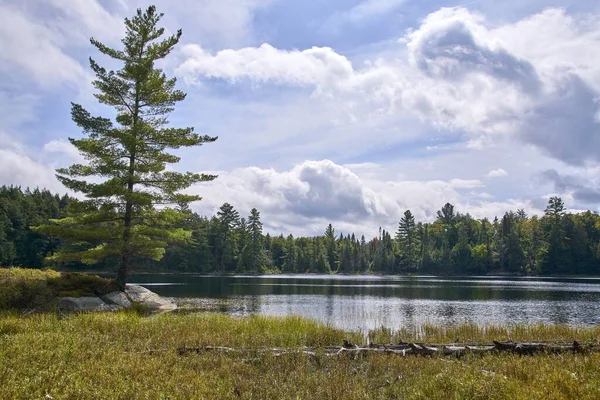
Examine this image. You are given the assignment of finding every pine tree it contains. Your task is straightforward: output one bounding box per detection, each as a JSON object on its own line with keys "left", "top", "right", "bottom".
{"left": 248, "top": 208, "right": 263, "bottom": 273}
{"left": 282, "top": 234, "right": 297, "bottom": 272}
{"left": 324, "top": 223, "right": 337, "bottom": 271}
{"left": 542, "top": 197, "right": 568, "bottom": 274}
{"left": 35, "top": 7, "right": 216, "bottom": 289}
{"left": 216, "top": 203, "right": 240, "bottom": 273}
{"left": 397, "top": 209, "right": 418, "bottom": 271}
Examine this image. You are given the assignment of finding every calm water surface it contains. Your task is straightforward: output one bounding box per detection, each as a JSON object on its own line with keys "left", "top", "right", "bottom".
{"left": 129, "top": 274, "right": 600, "bottom": 331}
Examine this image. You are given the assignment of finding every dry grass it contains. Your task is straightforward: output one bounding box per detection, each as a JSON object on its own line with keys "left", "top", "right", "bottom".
{"left": 2, "top": 311, "right": 600, "bottom": 399}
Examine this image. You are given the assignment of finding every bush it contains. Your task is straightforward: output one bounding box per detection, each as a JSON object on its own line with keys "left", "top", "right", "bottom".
{"left": 0, "top": 268, "right": 58, "bottom": 310}
{"left": 47, "top": 272, "right": 118, "bottom": 297}
{"left": 0, "top": 268, "right": 118, "bottom": 311}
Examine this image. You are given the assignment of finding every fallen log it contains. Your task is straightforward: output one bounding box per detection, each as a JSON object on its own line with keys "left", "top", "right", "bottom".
{"left": 177, "top": 346, "right": 235, "bottom": 356}
{"left": 409, "top": 343, "right": 439, "bottom": 356}
{"left": 170, "top": 340, "right": 593, "bottom": 358}
{"left": 492, "top": 340, "right": 585, "bottom": 355}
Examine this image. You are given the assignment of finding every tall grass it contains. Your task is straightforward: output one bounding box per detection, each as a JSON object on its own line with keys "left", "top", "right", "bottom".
{"left": 2, "top": 312, "right": 600, "bottom": 399}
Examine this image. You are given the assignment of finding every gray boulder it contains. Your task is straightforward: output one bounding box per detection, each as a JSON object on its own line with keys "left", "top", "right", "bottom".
{"left": 60, "top": 297, "right": 121, "bottom": 312}
{"left": 125, "top": 284, "right": 177, "bottom": 312}
{"left": 102, "top": 291, "right": 132, "bottom": 308}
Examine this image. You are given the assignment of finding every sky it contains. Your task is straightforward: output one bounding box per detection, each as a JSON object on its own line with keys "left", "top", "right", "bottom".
{"left": 0, "top": 0, "right": 600, "bottom": 238}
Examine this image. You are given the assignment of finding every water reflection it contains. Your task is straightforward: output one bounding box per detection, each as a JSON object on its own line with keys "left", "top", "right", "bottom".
{"left": 128, "top": 274, "right": 600, "bottom": 331}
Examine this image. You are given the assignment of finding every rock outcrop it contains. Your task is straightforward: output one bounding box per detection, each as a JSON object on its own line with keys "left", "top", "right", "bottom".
{"left": 59, "top": 284, "right": 176, "bottom": 313}
{"left": 59, "top": 297, "right": 121, "bottom": 312}
{"left": 125, "top": 284, "right": 177, "bottom": 312}
{"left": 101, "top": 291, "right": 132, "bottom": 308}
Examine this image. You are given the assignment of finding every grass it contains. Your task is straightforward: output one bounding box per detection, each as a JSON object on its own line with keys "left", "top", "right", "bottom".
{"left": 2, "top": 312, "right": 600, "bottom": 399}
{"left": 0, "top": 267, "right": 118, "bottom": 310}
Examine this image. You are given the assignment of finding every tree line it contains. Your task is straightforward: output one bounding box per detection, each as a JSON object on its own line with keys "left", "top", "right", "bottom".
{"left": 157, "top": 197, "right": 600, "bottom": 275}
{"left": 3, "top": 185, "right": 599, "bottom": 276}
{"left": 0, "top": 186, "right": 71, "bottom": 268}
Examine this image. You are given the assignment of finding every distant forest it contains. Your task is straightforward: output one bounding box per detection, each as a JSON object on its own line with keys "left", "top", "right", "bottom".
{"left": 1, "top": 185, "right": 600, "bottom": 276}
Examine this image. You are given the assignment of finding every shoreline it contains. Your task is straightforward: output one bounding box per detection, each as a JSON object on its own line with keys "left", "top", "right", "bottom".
{"left": 70, "top": 270, "right": 600, "bottom": 279}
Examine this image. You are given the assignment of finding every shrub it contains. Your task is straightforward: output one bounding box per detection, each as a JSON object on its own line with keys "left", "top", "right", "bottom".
{"left": 47, "top": 272, "right": 118, "bottom": 297}
{"left": 0, "top": 268, "right": 58, "bottom": 310}
{"left": 0, "top": 268, "right": 118, "bottom": 310}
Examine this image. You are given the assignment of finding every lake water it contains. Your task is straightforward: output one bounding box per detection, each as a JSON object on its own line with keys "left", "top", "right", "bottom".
{"left": 129, "top": 274, "right": 600, "bottom": 332}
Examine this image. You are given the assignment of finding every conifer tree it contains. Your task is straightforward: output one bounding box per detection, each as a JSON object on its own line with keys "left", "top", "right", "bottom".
{"left": 216, "top": 203, "right": 240, "bottom": 272}
{"left": 35, "top": 7, "right": 217, "bottom": 289}
{"left": 397, "top": 209, "right": 418, "bottom": 270}
{"left": 248, "top": 208, "right": 263, "bottom": 273}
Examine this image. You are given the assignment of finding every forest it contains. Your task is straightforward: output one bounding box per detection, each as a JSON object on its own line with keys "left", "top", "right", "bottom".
{"left": 1, "top": 185, "right": 599, "bottom": 276}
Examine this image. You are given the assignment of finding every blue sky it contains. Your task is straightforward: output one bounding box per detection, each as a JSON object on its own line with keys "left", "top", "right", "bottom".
{"left": 1, "top": 0, "right": 600, "bottom": 237}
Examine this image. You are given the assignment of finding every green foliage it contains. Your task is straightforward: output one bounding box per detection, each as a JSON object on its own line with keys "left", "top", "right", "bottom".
{"left": 4, "top": 184, "right": 600, "bottom": 276}
{"left": 34, "top": 6, "right": 217, "bottom": 288}
{"left": 397, "top": 210, "right": 419, "bottom": 271}
{"left": 0, "top": 186, "right": 71, "bottom": 268}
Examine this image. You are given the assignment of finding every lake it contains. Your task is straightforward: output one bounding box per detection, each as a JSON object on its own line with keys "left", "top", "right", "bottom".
{"left": 128, "top": 274, "right": 600, "bottom": 332}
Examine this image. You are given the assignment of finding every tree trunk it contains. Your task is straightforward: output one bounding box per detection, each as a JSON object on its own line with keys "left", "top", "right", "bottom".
{"left": 117, "top": 155, "right": 136, "bottom": 291}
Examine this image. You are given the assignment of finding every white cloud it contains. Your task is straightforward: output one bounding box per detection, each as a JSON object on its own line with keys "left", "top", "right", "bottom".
{"left": 0, "top": 0, "right": 269, "bottom": 89}
{"left": 485, "top": 168, "right": 508, "bottom": 178}
{"left": 187, "top": 159, "right": 541, "bottom": 237}
{"left": 0, "top": 149, "right": 63, "bottom": 193}
{"left": 45, "top": 0, "right": 124, "bottom": 43}
{"left": 42, "top": 139, "right": 86, "bottom": 164}
{"left": 0, "top": 3, "right": 88, "bottom": 87}
{"left": 130, "top": 0, "right": 273, "bottom": 48}
{"left": 178, "top": 43, "right": 354, "bottom": 87}
{"left": 177, "top": 7, "right": 600, "bottom": 165}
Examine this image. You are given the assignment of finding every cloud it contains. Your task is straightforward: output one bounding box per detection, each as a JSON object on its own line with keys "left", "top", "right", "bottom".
{"left": 485, "top": 168, "right": 508, "bottom": 178}
{"left": 541, "top": 168, "right": 600, "bottom": 205}
{"left": 521, "top": 76, "right": 600, "bottom": 165}
{"left": 44, "top": 0, "right": 125, "bottom": 43}
{"left": 177, "top": 43, "right": 354, "bottom": 87}
{"left": 187, "top": 159, "right": 540, "bottom": 237}
{"left": 406, "top": 7, "right": 541, "bottom": 93}
{"left": 0, "top": 3, "right": 88, "bottom": 87}
{"left": 127, "top": 0, "right": 273, "bottom": 49}
{"left": 42, "top": 139, "right": 86, "bottom": 164}
{"left": 0, "top": 149, "right": 64, "bottom": 193}
{"left": 0, "top": 0, "right": 271, "bottom": 89}
{"left": 177, "top": 7, "right": 600, "bottom": 166}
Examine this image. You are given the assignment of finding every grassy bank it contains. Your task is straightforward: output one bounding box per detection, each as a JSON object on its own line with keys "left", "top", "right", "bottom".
{"left": 1, "top": 312, "right": 600, "bottom": 399}
{"left": 0, "top": 268, "right": 117, "bottom": 310}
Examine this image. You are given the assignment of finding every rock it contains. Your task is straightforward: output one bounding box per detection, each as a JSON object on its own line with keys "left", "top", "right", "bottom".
{"left": 59, "top": 297, "right": 121, "bottom": 312}
{"left": 102, "top": 291, "right": 132, "bottom": 308}
{"left": 125, "top": 284, "right": 177, "bottom": 312}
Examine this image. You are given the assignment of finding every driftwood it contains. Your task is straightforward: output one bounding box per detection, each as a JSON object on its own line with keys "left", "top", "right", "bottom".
{"left": 177, "top": 346, "right": 235, "bottom": 356}
{"left": 172, "top": 339, "right": 590, "bottom": 358}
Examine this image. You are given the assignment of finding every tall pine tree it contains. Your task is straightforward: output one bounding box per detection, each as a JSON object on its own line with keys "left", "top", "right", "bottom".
{"left": 35, "top": 7, "right": 217, "bottom": 289}
{"left": 248, "top": 208, "right": 263, "bottom": 273}
{"left": 397, "top": 209, "right": 418, "bottom": 271}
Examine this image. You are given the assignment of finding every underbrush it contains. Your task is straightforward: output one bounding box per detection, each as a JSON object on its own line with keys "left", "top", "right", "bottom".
{"left": 1, "top": 312, "right": 600, "bottom": 399}
{"left": 0, "top": 267, "right": 117, "bottom": 311}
